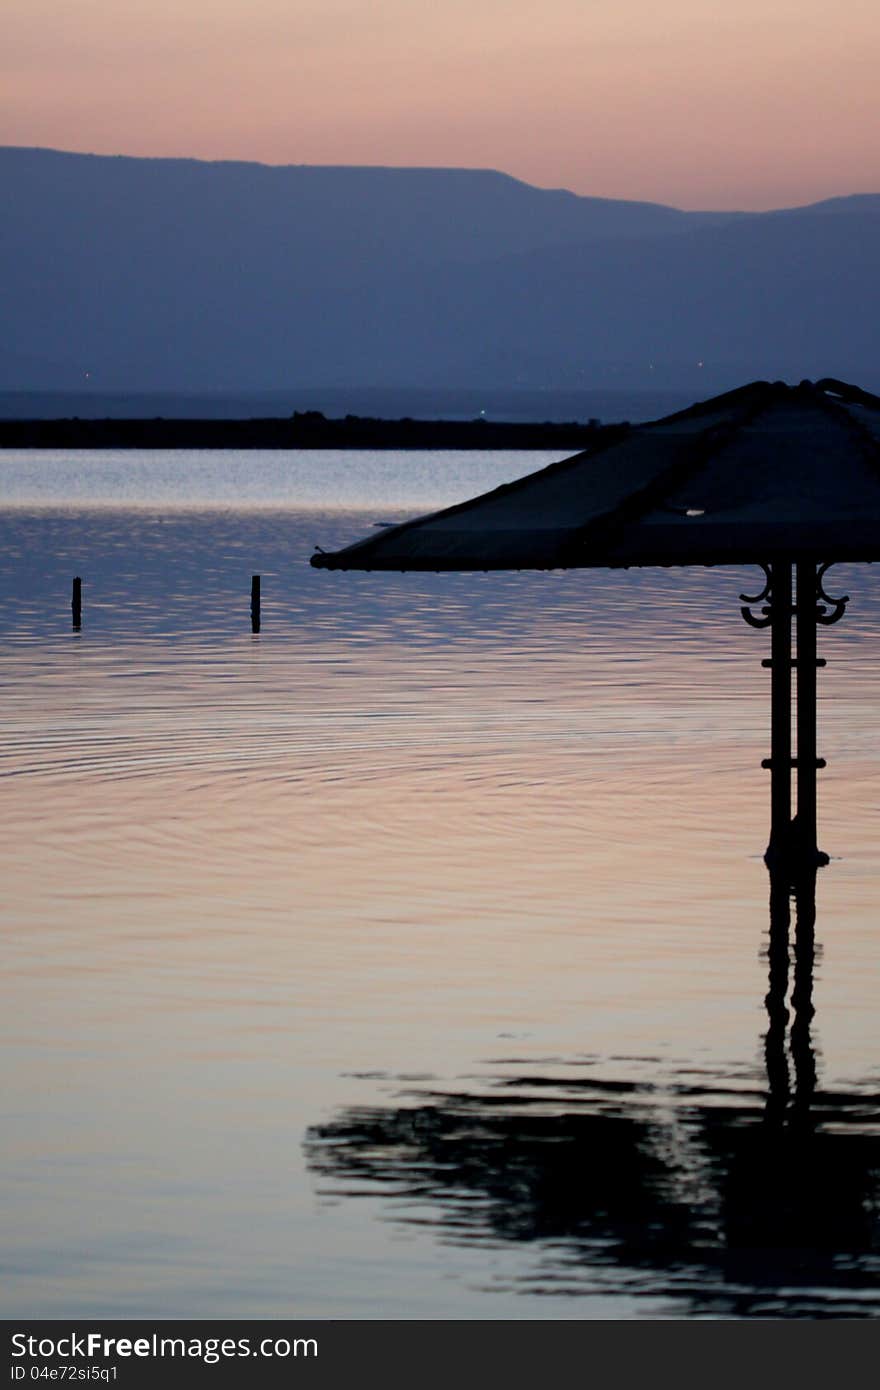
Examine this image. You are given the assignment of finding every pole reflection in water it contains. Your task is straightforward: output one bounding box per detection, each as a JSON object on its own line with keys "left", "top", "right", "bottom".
{"left": 305, "top": 874, "right": 879, "bottom": 1317}
{"left": 764, "top": 866, "right": 818, "bottom": 1124}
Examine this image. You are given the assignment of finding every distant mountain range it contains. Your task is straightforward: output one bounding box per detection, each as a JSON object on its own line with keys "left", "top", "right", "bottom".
{"left": 2, "top": 146, "right": 878, "bottom": 401}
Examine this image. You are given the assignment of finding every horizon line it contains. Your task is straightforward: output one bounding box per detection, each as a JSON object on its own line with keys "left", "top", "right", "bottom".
{"left": 5, "top": 142, "right": 880, "bottom": 218}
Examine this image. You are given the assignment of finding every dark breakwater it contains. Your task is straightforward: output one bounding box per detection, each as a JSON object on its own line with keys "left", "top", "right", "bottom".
{"left": 0, "top": 413, "right": 609, "bottom": 451}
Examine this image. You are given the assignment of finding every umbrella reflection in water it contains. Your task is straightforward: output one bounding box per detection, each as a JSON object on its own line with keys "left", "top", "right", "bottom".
{"left": 305, "top": 870, "right": 880, "bottom": 1316}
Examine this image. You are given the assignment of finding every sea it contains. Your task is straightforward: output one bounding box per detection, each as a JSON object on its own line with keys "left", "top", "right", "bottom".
{"left": 2, "top": 446, "right": 879, "bottom": 1320}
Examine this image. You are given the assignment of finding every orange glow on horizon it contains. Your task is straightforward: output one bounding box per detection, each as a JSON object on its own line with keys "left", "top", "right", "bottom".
{"left": 3, "top": 0, "right": 879, "bottom": 211}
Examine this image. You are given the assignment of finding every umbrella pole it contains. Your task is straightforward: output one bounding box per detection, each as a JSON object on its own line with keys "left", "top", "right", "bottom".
{"left": 795, "top": 562, "right": 821, "bottom": 866}
{"left": 768, "top": 561, "right": 793, "bottom": 864}
{"left": 793, "top": 563, "right": 849, "bottom": 867}
{"left": 743, "top": 562, "right": 848, "bottom": 872}
{"left": 741, "top": 561, "right": 792, "bottom": 864}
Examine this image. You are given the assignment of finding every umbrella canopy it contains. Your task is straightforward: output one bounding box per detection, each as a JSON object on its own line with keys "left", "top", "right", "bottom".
{"left": 310, "top": 378, "right": 880, "bottom": 572}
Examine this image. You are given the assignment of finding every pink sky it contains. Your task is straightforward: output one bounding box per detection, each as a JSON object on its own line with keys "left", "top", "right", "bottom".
{"left": 4, "top": 0, "right": 878, "bottom": 209}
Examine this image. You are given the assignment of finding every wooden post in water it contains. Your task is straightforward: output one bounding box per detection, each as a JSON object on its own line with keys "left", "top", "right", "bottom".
{"left": 251, "top": 574, "right": 261, "bottom": 633}
{"left": 71, "top": 576, "right": 82, "bottom": 631}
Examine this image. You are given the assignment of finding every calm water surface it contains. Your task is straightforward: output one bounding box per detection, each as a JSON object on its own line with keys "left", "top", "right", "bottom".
{"left": 2, "top": 451, "right": 879, "bottom": 1318}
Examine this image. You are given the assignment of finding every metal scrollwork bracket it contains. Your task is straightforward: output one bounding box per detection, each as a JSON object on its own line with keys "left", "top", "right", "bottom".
{"left": 741, "top": 563, "right": 774, "bottom": 628}
{"left": 815, "top": 562, "right": 849, "bottom": 626}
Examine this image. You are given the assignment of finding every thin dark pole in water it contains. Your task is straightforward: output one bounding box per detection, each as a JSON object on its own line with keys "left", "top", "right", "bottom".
{"left": 71, "top": 576, "right": 82, "bottom": 631}
{"left": 742, "top": 563, "right": 792, "bottom": 863}
{"left": 768, "top": 561, "right": 792, "bottom": 862}
{"left": 795, "top": 562, "right": 819, "bottom": 864}
{"left": 251, "top": 574, "right": 261, "bottom": 633}
{"left": 746, "top": 560, "right": 847, "bottom": 872}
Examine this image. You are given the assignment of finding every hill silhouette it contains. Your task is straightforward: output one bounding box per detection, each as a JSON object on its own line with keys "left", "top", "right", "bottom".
{"left": 2, "top": 147, "right": 878, "bottom": 397}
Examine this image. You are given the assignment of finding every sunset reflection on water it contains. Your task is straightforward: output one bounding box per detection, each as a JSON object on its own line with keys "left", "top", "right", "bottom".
{"left": 1, "top": 466, "right": 879, "bottom": 1316}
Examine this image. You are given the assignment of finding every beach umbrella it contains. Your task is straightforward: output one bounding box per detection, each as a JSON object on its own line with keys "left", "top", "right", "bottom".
{"left": 312, "top": 378, "right": 880, "bottom": 874}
